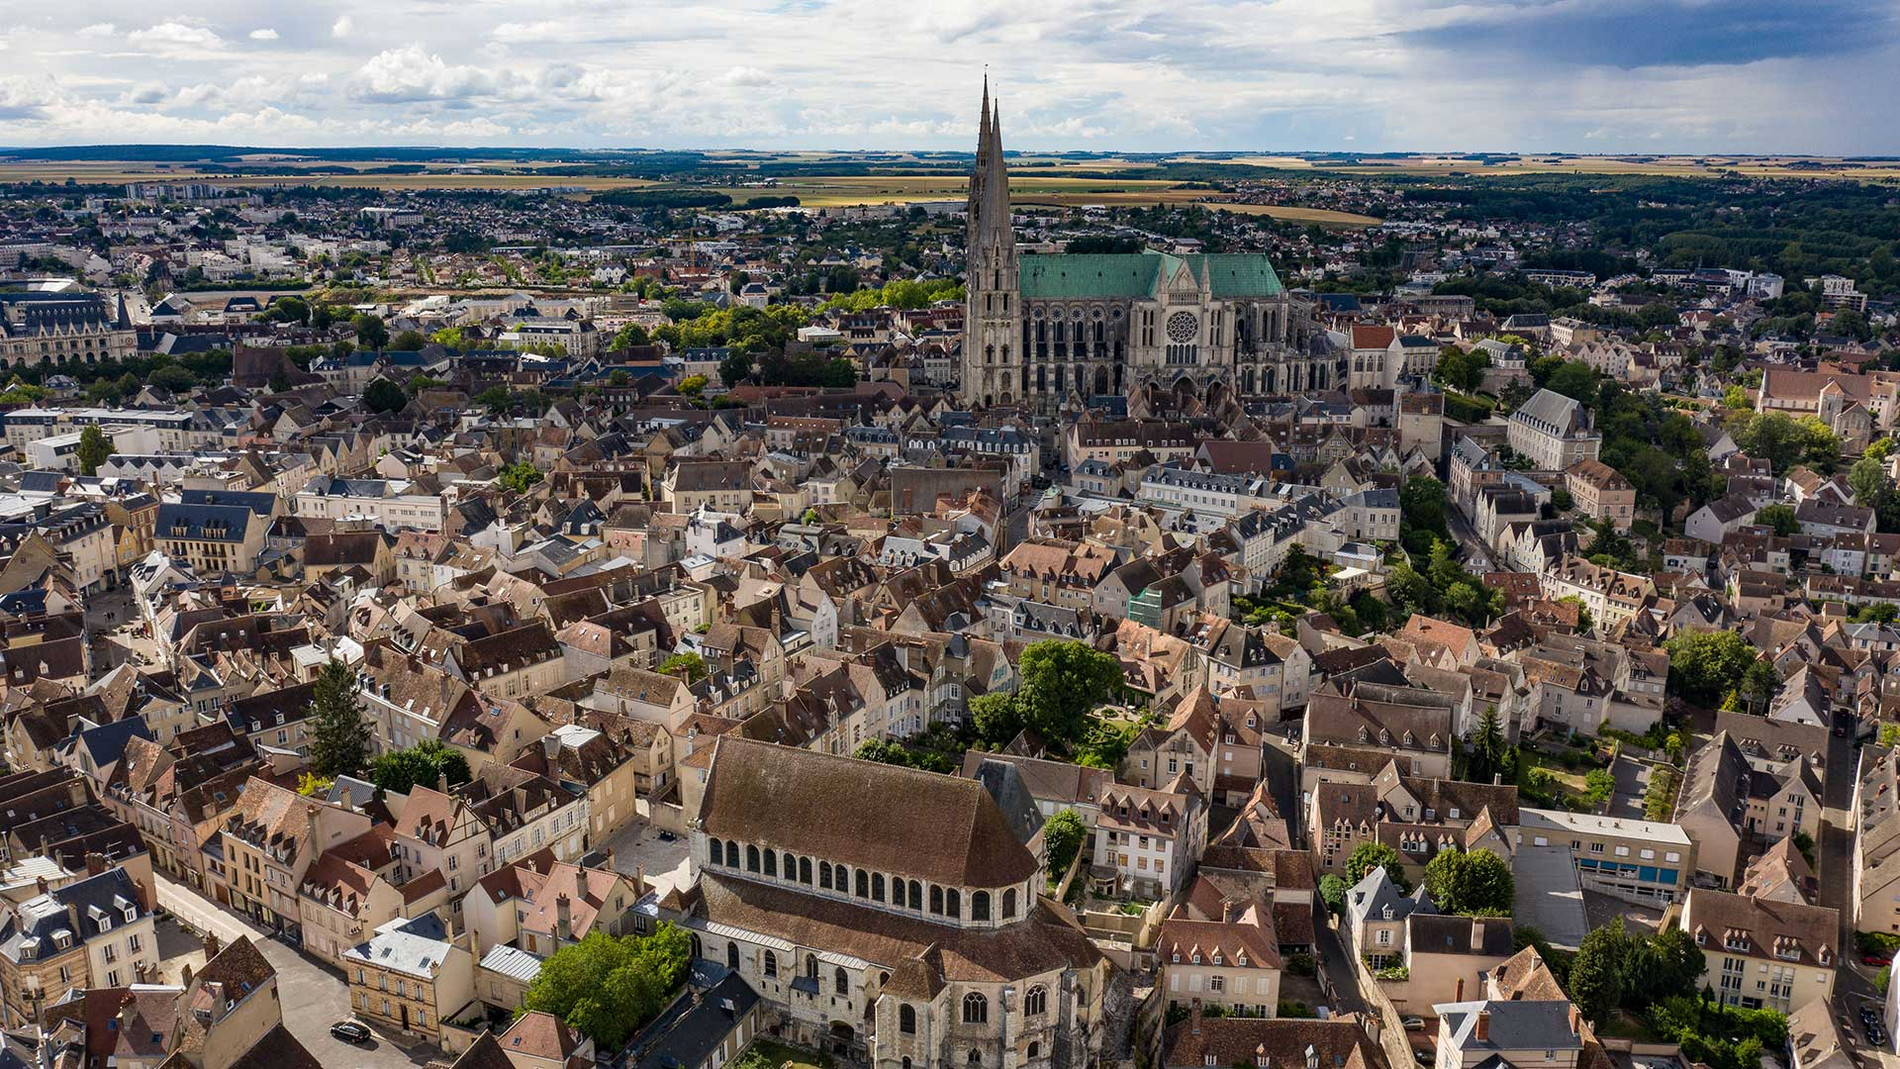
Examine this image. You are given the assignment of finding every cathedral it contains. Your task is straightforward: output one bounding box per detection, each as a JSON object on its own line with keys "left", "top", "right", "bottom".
{"left": 960, "top": 80, "right": 1331, "bottom": 417}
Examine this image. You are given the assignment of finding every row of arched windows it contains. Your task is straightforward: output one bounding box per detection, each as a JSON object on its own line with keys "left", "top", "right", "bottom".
{"left": 706, "top": 837, "right": 1021, "bottom": 923}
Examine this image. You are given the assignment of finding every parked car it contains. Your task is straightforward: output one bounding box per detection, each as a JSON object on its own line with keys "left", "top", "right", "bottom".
{"left": 1860, "top": 1006, "right": 1882, "bottom": 1028}
{"left": 1864, "top": 1022, "right": 1886, "bottom": 1048}
{"left": 1402, "top": 1018, "right": 1426, "bottom": 1032}
{"left": 1864, "top": 954, "right": 1892, "bottom": 966}
{"left": 330, "top": 1020, "right": 372, "bottom": 1045}
{"left": 1412, "top": 1050, "right": 1432, "bottom": 1066}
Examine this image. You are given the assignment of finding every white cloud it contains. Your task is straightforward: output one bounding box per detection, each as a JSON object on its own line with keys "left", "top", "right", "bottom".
{"left": 127, "top": 22, "right": 223, "bottom": 49}
{"left": 0, "top": 0, "right": 1893, "bottom": 152}
{"left": 350, "top": 45, "right": 496, "bottom": 103}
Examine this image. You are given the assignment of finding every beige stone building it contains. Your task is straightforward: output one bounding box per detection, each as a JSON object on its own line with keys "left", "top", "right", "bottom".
{"left": 1564, "top": 459, "right": 1636, "bottom": 533}
{"left": 343, "top": 911, "right": 476, "bottom": 1044}
{"left": 1680, "top": 888, "right": 1838, "bottom": 1012}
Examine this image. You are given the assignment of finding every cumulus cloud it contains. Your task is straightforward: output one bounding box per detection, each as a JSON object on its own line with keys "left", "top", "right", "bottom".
{"left": 127, "top": 21, "right": 223, "bottom": 49}
{"left": 0, "top": 0, "right": 1896, "bottom": 152}
{"left": 350, "top": 45, "right": 496, "bottom": 104}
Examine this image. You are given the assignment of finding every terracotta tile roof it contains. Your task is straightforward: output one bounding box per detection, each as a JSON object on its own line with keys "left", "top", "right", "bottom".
{"left": 702, "top": 736, "right": 1039, "bottom": 889}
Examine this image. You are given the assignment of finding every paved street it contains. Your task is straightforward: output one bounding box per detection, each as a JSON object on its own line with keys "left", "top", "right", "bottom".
{"left": 606, "top": 820, "right": 693, "bottom": 898}
{"left": 155, "top": 873, "right": 432, "bottom": 1069}
{"left": 1313, "top": 918, "right": 1365, "bottom": 1017}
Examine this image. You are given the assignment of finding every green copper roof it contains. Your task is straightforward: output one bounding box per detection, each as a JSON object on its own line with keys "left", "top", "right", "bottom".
{"left": 1016, "top": 252, "right": 1283, "bottom": 301}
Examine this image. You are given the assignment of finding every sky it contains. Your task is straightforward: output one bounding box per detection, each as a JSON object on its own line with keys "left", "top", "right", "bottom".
{"left": 1, "top": 0, "right": 1897, "bottom": 154}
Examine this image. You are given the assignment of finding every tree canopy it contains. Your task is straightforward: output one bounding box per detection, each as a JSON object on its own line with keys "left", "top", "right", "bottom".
{"left": 1422, "top": 848, "right": 1515, "bottom": 916}
{"left": 368, "top": 739, "right": 470, "bottom": 795}
{"left": 522, "top": 925, "right": 692, "bottom": 1048}
{"left": 1664, "top": 630, "right": 1763, "bottom": 708}
{"left": 307, "top": 659, "right": 372, "bottom": 778}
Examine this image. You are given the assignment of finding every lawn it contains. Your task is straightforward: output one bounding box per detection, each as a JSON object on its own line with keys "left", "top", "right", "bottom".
{"left": 1595, "top": 1011, "right": 1663, "bottom": 1043}
{"left": 738, "top": 1039, "right": 834, "bottom": 1069}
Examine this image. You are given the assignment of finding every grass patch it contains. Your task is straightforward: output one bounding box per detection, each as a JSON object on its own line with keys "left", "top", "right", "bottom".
{"left": 1596, "top": 1011, "right": 1663, "bottom": 1042}
{"left": 734, "top": 1039, "right": 835, "bottom": 1069}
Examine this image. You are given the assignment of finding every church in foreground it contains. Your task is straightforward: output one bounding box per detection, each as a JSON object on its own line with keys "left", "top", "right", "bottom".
{"left": 959, "top": 79, "right": 1329, "bottom": 417}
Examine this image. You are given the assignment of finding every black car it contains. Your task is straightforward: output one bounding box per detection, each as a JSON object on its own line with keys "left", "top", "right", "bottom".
{"left": 331, "top": 1020, "right": 372, "bottom": 1044}
{"left": 1865, "top": 1022, "right": 1887, "bottom": 1048}
{"left": 1860, "top": 1006, "right": 1881, "bottom": 1028}
{"left": 657, "top": 829, "right": 677, "bottom": 842}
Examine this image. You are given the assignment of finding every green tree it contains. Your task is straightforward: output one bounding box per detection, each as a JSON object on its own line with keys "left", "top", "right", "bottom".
{"left": 678, "top": 374, "right": 708, "bottom": 397}
{"left": 1319, "top": 874, "right": 1349, "bottom": 917}
{"left": 1755, "top": 503, "right": 1798, "bottom": 536}
{"left": 718, "top": 350, "right": 753, "bottom": 388}
{"left": 266, "top": 295, "right": 309, "bottom": 324}
{"left": 1664, "top": 630, "right": 1761, "bottom": 707}
{"left": 611, "top": 322, "right": 650, "bottom": 351}
{"left": 658, "top": 652, "right": 709, "bottom": 683}
{"left": 149, "top": 364, "right": 197, "bottom": 392}
{"left": 1043, "top": 809, "right": 1087, "bottom": 878}
{"left": 1400, "top": 476, "right": 1450, "bottom": 544}
{"left": 498, "top": 460, "right": 544, "bottom": 494}
{"left": 1016, "top": 640, "right": 1124, "bottom": 748}
{"left": 368, "top": 739, "right": 471, "bottom": 794}
{"left": 522, "top": 925, "right": 692, "bottom": 1048}
{"left": 388, "top": 330, "right": 427, "bottom": 351}
{"left": 475, "top": 386, "right": 515, "bottom": 413}
{"left": 75, "top": 425, "right": 111, "bottom": 476}
{"left": 1568, "top": 922, "right": 1629, "bottom": 1026}
{"left": 1467, "top": 705, "right": 1509, "bottom": 786}
{"left": 363, "top": 376, "right": 407, "bottom": 414}
{"left": 1345, "top": 841, "right": 1410, "bottom": 892}
{"left": 352, "top": 313, "right": 389, "bottom": 349}
{"left": 970, "top": 692, "right": 1026, "bottom": 746}
{"left": 307, "top": 659, "right": 372, "bottom": 778}
{"left": 1423, "top": 848, "right": 1515, "bottom": 916}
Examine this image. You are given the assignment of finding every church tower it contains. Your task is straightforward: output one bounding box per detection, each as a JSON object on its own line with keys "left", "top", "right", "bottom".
{"left": 962, "top": 76, "right": 1020, "bottom": 409}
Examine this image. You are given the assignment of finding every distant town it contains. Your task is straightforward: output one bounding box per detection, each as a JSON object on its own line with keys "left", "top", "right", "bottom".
{"left": 2, "top": 70, "right": 1900, "bottom": 1069}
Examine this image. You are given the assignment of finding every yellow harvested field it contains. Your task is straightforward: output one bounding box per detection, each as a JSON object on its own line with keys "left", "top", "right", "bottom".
{"left": 1011, "top": 190, "right": 1381, "bottom": 226}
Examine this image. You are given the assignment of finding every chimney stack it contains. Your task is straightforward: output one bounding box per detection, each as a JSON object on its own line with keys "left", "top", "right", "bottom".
{"left": 556, "top": 894, "right": 572, "bottom": 941}
{"left": 1475, "top": 1010, "right": 1491, "bottom": 1042}
{"left": 437, "top": 770, "right": 449, "bottom": 794}
{"left": 1471, "top": 921, "right": 1486, "bottom": 952}
{"left": 202, "top": 932, "right": 221, "bottom": 959}
{"left": 86, "top": 852, "right": 108, "bottom": 876}
{"left": 1190, "top": 998, "right": 1203, "bottom": 1036}
{"left": 1569, "top": 1004, "right": 1581, "bottom": 1036}
{"left": 1455, "top": 977, "right": 1465, "bottom": 1002}
{"left": 181, "top": 963, "right": 193, "bottom": 989}
{"left": 34, "top": 876, "right": 48, "bottom": 896}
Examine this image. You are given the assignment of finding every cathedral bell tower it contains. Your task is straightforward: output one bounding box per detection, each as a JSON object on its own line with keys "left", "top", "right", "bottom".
{"left": 962, "top": 75, "right": 1021, "bottom": 409}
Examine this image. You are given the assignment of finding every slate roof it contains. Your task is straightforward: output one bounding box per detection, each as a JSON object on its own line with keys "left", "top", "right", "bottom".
{"left": 1016, "top": 252, "right": 1283, "bottom": 300}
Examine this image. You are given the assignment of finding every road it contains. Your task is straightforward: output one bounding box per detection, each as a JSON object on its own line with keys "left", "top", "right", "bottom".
{"left": 1314, "top": 918, "right": 1365, "bottom": 1018}
{"left": 155, "top": 873, "right": 434, "bottom": 1069}
{"left": 1445, "top": 503, "right": 1495, "bottom": 572}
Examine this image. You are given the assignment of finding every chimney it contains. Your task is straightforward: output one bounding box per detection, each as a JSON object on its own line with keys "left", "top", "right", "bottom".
{"left": 1190, "top": 998, "right": 1203, "bottom": 1036}
{"left": 1475, "top": 1010, "right": 1491, "bottom": 1042}
{"left": 1471, "top": 921, "right": 1486, "bottom": 952}
{"left": 34, "top": 876, "right": 48, "bottom": 896}
{"left": 1455, "top": 977, "right": 1465, "bottom": 1002}
{"left": 119, "top": 992, "right": 138, "bottom": 1034}
{"left": 1569, "top": 1004, "right": 1581, "bottom": 1036}
{"left": 556, "top": 894, "right": 572, "bottom": 941}
{"left": 181, "top": 963, "right": 193, "bottom": 989}
{"left": 203, "top": 932, "right": 221, "bottom": 959}
{"left": 437, "top": 770, "right": 449, "bottom": 794}
{"left": 1493, "top": 772, "right": 1502, "bottom": 786}
{"left": 86, "top": 852, "right": 108, "bottom": 877}
{"left": 442, "top": 912, "right": 457, "bottom": 946}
